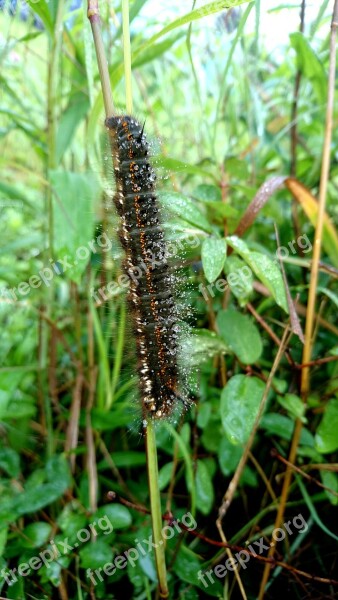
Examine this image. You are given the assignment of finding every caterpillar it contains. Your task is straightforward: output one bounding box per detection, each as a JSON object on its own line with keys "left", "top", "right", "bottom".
{"left": 105, "top": 115, "right": 188, "bottom": 421}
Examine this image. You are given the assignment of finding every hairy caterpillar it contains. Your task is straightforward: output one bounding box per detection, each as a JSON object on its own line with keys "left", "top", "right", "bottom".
{"left": 105, "top": 115, "right": 189, "bottom": 420}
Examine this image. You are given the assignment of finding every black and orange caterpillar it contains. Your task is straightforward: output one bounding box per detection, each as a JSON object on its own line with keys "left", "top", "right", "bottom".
{"left": 105, "top": 115, "right": 187, "bottom": 420}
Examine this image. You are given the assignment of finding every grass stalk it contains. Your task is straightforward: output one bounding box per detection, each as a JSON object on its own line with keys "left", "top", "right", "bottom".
{"left": 122, "top": 0, "right": 133, "bottom": 113}
{"left": 87, "top": 3, "right": 169, "bottom": 595}
{"left": 146, "top": 420, "right": 169, "bottom": 598}
{"left": 87, "top": 0, "right": 115, "bottom": 117}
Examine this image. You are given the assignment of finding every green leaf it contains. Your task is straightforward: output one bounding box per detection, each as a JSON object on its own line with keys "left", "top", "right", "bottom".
{"left": 277, "top": 393, "right": 307, "bottom": 423}
{"left": 218, "top": 437, "right": 242, "bottom": 476}
{"left": 195, "top": 460, "right": 214, "bottom": 515}
{"left": 159, "top": 191, "right": 213, "bottom": 233}
{"left": 197, "top": 403, "right": 212, "bottom": 429}
{"left": 320, "top": 471, "right": 338, "bottom": 506}
{"left": 136, "top": 1, "right": 254, "bottom": 56}
{"left": 94, "top": 504, "right": 132, "bottom": 529}
{"left": 224, "top": 255, "right": 253, "bottom": 306}
{"left": 216, "top": 308, "right": 262, "bottom": 364}
{"left": 0, "top": 447, "right": 20, "bottom": 478}
{"left": 79, "top": 540, "right": 112, "bottom": 570}
{"left": 181, "top": 329, "right": 229, "bottom": 367}
{"left": 158, "top": 462, "right": 174, "bottom": 491}
{"left": 290, "top": 32, "right": 326, "bottom": 104}
{"left": 260, "top": 414, "right": 314, "bottom": 446}
{"left": 156, "top": 157, "right": 214, "bottom": 180}
{"left": 193, "top": 184, "right": 222, "bottom": 202}
{"left": 225, "top": 157, "right": 249, "bottom": 179}
{"left": 0, "top": 528, "right": 8, "bottom": 558}
{"left": 201, "top": 237, "right": 227, "bottom": 283}
{"left": 133, "top": 33, "right": 184, "bottom": 68}
{"left": 21, "top": 522, "right": 52, "bottom": 549}
{"left": 226, "top": 236, "right": 288, "bottom": 312}
{"left": 173, "top": 545, "right": 222, "bottom": 596}
{"left": 315, "top": 398, "right": 338, "bottom": 454}
{"left": 26, "top": 0, "right": 53, "bottom": 35}
{"left": 296, "top": 476, "right": 338, "bottom": 542}
{"left": 56, "top": 93, "right": 90, "bottom": 164}
{"left": 220, "top": 375, "right": 265, "bottom": 445}
{"left": 50, "top": 171, "right": 100, "bottom": 283}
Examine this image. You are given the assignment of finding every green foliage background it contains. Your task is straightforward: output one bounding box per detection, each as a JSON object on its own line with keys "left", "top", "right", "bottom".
{"left": 0, "top": 0, "right": 337, "bottom": 598}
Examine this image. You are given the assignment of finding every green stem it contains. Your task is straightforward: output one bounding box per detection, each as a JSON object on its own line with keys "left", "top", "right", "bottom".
{"left": 41, "top": 0, "right": 65, "bottom": 458}
{"left": 87, "top": 0, "right": 115, "bottom": 117}
{"left": 122, "top": 0, "right": 133, "bottom": 113}
{"left": 146, "top": 420, "right": 169, "bottom": 599}
{"left": 110, "top": 299, "right": 126, "bottom": 402}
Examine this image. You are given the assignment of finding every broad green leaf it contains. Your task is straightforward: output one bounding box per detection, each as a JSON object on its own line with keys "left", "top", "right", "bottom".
{"left": 277, "top": 393, "right": 307, "bottom": 423}
{"left": 0, "top": 447, "right": 20, "bottom": 478}
{"left": 94, "top": 504, "right": 132, "bottom": 529}
{"left": 201, "top": 237, "right": 227, "bottom": 283}
{"left": 218, "top": 437, "right": 242, "bottom": 476}
{"left": 193, "top": 184, "right": 222, "bottom": 202}
{"left": 226, "top": 235, "right": 288, "bottom": 312}
{"left": 26, "top": 0, "right": 53, "bottom": 34}
{"left": 224, "top": 255, "right": 253, "bottom": 305}
{"left": 225, "top": 157, "right": 249, "bottom": 179}
{"left": 39, "top": 555, "right": 70, "bottom": 587}
{"left": 318, "top": 287, "right": 338, "bottom": 310}
{"left": 50, "top": 171, "right": 100, "bottom": 283}
{"left": 181, "top": 329, "right": 229, "bottom": 367}
{"left": 173, "top": 545, "right": 223, "bottom": 596}
{"left": 290, "top": 32, "right": 326, "bottom": 104}
{"left": 197, "top": 402, "right": 212, "bottom": 429}
{"left": 45, "top": 455, "right": 72, "bottom": 490}
{"left": 0, "top": 527, "right": 7, "bottom": 557}
{"left": 156, "top": 157, "right": 214, "bottom": 180}
{"left": 220, "top": 375, "right": 265, "bottom": 445}
{"left": 21, "top": 522, "right": 52, "bottom": 549}
{"left": 158, "top": 462, "right": 174, "bottom": 491}
{"left": 315, "top": 398, "right": 338, "bottom": 454}
{"left": 260, "top": 414, "right": 314, "bottom": 446}
{"left": 57, "top": 504, "right": 87, "bottom": 539}
{"left": 320, "top": 471, "right": 338, "bottom": 506}
{"left": 195, "top": 460, "right": 214, "bottom": 515}
{"left": 79, "top": 540, "right": 112, "bottom": 570}
{"left": 56, "top": 92, "right": 90, "bottom": 163}
{"left": 216, "top": 308, "right": 262, "bottom": 364}
{"left": 159, "top": 191, "right": 213, "bottom": 233}
{"left": 204, "top": 201, "right": 239, "bottom": 220}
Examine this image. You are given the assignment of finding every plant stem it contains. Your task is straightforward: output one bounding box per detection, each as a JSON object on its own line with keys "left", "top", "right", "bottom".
{"left": 146, "top": 420, "right": 169, "bottom": 599}
{"left": 122, "top": 0, "right": 133, "bottom": 113}
{"left": 87, "top": 0, "right": 115, "bottom": 117}
{"left": 110, "top": 299, "right": 126, "bottom": 403}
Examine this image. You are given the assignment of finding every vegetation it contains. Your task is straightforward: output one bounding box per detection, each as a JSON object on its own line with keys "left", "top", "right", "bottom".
{"left": 0, "top": 1, "right": 337, "bottom": 599}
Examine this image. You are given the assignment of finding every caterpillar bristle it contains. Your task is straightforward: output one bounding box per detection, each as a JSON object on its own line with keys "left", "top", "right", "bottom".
{"left": 106, "top": 115, "right": 189, "bottom": 421}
